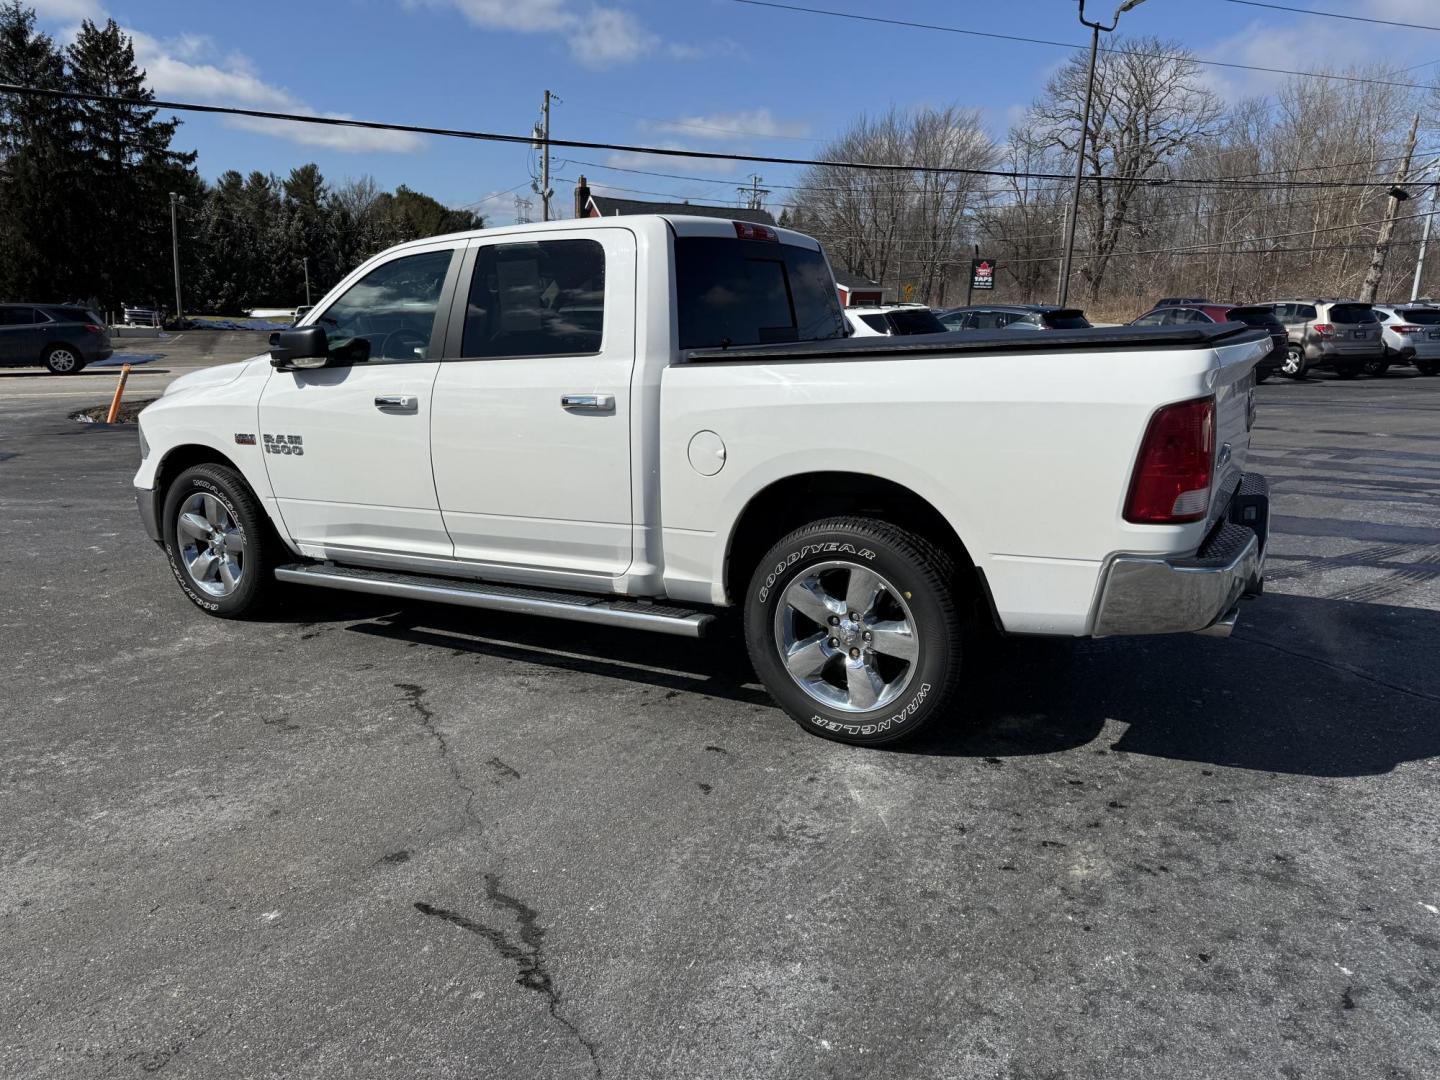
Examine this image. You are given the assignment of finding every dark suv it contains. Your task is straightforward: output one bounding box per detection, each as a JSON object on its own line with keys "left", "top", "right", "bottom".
{"left": 1255, "top": 299, "right": 1383, "bottom": 379}
{"left": 1130, "top": 303, "right": 1288, "bottom": 381}
{"left": 0, "top": 303, "right": 113, "bottom": 374}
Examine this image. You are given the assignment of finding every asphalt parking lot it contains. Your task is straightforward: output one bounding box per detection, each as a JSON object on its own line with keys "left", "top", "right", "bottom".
{"left": 3, "top": 341, "right": 1438, "bottom": 1079}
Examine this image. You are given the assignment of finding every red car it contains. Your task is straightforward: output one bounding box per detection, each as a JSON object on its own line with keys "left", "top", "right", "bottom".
{"left": 1131, "top": 303, "right": 1288, "bottom": 381}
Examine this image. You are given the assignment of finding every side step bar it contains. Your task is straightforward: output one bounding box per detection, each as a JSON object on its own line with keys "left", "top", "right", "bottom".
{"left": 274, "top": 563, "right": 716, "bottom": 638}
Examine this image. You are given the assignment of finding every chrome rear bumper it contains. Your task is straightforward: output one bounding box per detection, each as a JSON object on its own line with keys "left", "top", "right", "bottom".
{"left": 1092, "top": 473, "right": 1268, "bottom": 638}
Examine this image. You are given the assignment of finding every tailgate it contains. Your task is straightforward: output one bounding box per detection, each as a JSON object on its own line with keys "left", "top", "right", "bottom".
{"left": 1208, "top": 336, "right": 1262, "bottom": 528}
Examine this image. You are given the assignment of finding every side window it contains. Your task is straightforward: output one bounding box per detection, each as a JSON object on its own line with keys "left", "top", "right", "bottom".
{"left": 316, "top": 249, "right": 454, "bottom": 362}
{"left": 1297, "top": 305, "right": 1317, "bottom": 321}
{"left": 0, "top": 307, "right": 37, "bottom": 326}
{"left": 462, "top": 239, "right": 605, "bottom": 358}
{"left": 1132, "top": 312, "right": 1166, "bottom": 327}
{"left": 1176, "top": 309, "right": 1210, "bottom": 324}
{"left": 970, "top": 311, "right": 1000, "bottom": 329}
{"left": 859, "top": 314, "right": 889, "bottom": 333}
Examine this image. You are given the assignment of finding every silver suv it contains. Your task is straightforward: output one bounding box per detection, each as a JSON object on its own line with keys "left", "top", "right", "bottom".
{"left": 1372, "top": 304, "right": 1440, "bottom": 377}
{"left": 1257, "top": 299, "right": 1384, "bottom": 379}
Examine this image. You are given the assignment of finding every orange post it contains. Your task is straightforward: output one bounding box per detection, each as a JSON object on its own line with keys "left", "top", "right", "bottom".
{"left": 104, "top": 363, "right": 132, "bottom": 424}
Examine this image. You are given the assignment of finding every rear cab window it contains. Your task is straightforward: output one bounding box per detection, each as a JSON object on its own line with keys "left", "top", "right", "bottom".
{"left": 858, "top": 314, "right": 889, "bottom": 333}
{"left": 674, "top": 233, "right": 847, "bottom": 350}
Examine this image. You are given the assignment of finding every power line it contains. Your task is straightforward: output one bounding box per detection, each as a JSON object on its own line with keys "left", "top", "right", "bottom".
{"left": 731, "top": 0, "right": 1439, "bottom": 93}
{"left": 1221, "top": 0, "right": 1440, "bottom": 33}
{"left": 0, "top": 82, "right": 1423, "bottom": 192}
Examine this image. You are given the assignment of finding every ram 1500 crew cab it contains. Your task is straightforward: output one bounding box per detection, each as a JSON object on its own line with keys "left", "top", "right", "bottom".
{"left": 134, "top": 215, "right": 1269, "bottom": 746}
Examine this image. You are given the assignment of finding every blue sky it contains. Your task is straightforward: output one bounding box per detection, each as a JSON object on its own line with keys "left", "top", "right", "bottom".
{"left": 26, "top": 0, "right": 1440, "bottom": 223}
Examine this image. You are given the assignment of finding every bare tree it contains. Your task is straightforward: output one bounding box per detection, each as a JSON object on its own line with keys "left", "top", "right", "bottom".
{"left": 1030, "top": 35, "right": 1221, "bottom": 299}
{"left": 793, "top": 106, "right": 996, "bottom": 304}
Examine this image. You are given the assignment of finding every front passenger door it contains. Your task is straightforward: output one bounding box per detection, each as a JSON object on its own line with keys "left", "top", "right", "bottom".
{"left": 258, "top": 243, "right": 462, "bottom": 562}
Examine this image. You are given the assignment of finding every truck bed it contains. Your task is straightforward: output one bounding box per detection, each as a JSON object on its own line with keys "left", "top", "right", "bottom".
{"left": 685, "top": 322, "right": 1268, "bottom": 362}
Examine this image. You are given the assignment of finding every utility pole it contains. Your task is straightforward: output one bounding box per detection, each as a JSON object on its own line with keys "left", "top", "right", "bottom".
{"left": 169, "top": 192, "right": 184, "bottom": 322}
{"left": 1411, "top": 160, "right": 1439, "bottom": 302}
{"left": 302, "top": 256, "right": 311, "bottom": 306}
{"left": 1361, "top": 111, "right": 1419, "bottom": 304}
{"left": 737, "top": 174, "right": 770, "bottom": 212}
{"left": 1057, "top": 0, "right": 1148, "bottom": 307}
{"left": 535, "top": 89, "right": 556, "bottom": 221}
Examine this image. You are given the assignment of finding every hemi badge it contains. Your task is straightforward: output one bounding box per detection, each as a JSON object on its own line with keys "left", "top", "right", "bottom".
{"left": 234, "top": 433, "right": 257, "bottom": 445}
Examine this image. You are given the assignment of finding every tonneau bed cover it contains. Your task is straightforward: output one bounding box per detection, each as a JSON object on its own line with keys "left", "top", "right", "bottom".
{"left": 685, "top": 322, "right": 1268, "bottom": 362}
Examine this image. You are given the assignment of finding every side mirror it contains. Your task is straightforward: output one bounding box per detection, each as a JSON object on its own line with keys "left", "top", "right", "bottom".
{"left": 269, "top": 325, "right": 330, "bottom": 369}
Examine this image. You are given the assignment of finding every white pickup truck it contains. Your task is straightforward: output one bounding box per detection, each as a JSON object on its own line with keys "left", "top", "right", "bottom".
{"left": 134, "top": 215, "right": 1269, "bottom": 746}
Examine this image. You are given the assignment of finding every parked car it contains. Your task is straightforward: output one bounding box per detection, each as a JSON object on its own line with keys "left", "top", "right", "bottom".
{"left": 122, "top": 304, "right": 163, "bottom": 328}
{"left": 134, "top": 214, "right": 1269, "bottom": 748}
{"left": 844, "top": 304, "right": 948, "bottom": 337}
{"left": 1372, "top": 304, "right": 1440, "bottom": 376}
{"left": 1130, "top": 303, "right": 1288, "bottom": 381}
{"left": 938, "top": 305, "right": 1091, "bottom": 331}
{"left": 1253, "top": 299, "right": 1384, "bottom": 379}
{"left": 1153, "top": 297, "right": 1209, "bottom": 308}
{"left": 0, "top": 302, "right": 113, "bottom": 374}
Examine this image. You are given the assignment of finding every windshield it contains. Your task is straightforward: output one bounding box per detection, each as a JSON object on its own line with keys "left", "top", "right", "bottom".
{"left": 1227, "top": 307, "right": 1282, "bottom": 327}
{"left": 1396, "top": 308, "right": 1440, "bottom": 325}
{"left": 1328, "top": 304, "right": 1377, "bottom": 324}
{"left": 1043, "top": 310, "right": 1091, "bottom": 329}
{"left": 886, "top": 309, "right": 946, "bottom": 335}
{"left": 675, "top": 237, "right": 847, "bottom": 350}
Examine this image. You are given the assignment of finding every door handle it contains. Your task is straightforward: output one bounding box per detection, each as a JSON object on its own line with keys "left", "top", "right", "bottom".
{"left": 560, "top": 393, "right": 615, "bottom": 412}
{"left": 374, "top": 395, "right": 418, "bottom": 412}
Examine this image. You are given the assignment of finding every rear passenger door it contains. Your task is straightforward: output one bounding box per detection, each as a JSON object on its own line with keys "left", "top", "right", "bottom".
{"left": 0, "top": 306, "right": 40, "bottom": 363}
{"left": 429, "top": 228, "right": 637, "bottom": 580}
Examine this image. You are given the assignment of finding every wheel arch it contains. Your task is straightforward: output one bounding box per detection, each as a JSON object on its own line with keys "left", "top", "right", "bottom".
{"left": 147, "top": 444, "right": 248, "bottom": 539}
{"left": 722, "top": 471, "right": 998, "bottom": 628}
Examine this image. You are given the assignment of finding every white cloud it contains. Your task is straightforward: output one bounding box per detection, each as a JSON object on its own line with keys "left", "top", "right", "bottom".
{"left": 641, "top": 108, "right": 811, "bottom": 143}
{"left": 26, "top": 0, "right": 103, "bottom": 18}
{"left": 414, "top": 0, "right": 662, "bottom": 68}
{"left": 29, "top": 4, "right": 423, "bottom": 154}
{"left": 604, "top": 145, "right": 744, "bottom": 176}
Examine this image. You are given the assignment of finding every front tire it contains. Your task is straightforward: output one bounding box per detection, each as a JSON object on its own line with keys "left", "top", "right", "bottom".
{"left": 161, "top": 463, "right": 279, "bottom": 617}
{"left": 743, "top": 517, "right": 969, "bottom": 746}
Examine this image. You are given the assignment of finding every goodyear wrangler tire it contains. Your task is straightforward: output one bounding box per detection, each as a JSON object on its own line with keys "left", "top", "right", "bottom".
{"left": 744, "top": 517, "right": 968, "bottom": 746}
{"left": 161, "top": 463, "right": 279, "bottom": 618}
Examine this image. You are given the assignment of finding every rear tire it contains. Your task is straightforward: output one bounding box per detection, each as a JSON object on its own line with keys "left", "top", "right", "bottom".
{"left": 43, "top": 345, "right": 85, "bottom": 375}
{"left": 161, "top": 463, "right": 280, "bottom": 618}
{"left": 743, "top": 517, "right": 970, "bottom": 747}
{"left": 1281, "top": 345, "right": 1306, "bottom": 378}
{"left": 1361, "top": 358, "right": 1389, "bottom": 377}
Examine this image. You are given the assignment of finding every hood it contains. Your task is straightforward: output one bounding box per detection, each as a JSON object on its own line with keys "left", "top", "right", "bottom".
{"left": 163, "top": 356, "right": 264, "bottom": 396}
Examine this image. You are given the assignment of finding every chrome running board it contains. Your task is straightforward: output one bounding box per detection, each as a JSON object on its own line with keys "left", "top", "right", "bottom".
{"left": 275, "top": 563, "right": 715, "bottom": 638}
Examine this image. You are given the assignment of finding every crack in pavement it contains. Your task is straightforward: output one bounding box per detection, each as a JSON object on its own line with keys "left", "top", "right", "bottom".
{"left": 394, "top": 682, "right": 481, "bottom": 827}
{"left": 415, "top": 873, "right": 602, "bottom": 1078}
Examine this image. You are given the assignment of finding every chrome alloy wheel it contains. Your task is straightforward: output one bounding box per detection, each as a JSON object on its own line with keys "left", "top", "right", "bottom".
{"left": 773, "top": 560, "right": 919, "bottom": 713}
{"left": 48, "top": 348, "right": 78, "bottom": 372}
{"left": 1281, "top": 346, "right": 1304, "bottom": 376}
{"left": 176, "top": 492, "right": 245, "bottom": 597}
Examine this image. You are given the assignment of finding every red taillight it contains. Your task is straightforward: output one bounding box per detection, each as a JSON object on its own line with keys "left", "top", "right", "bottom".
{"left": 83, "top": 323, "right": 103, "bottom": 333}
{"left": 1124, "top": 396, "right": 1216, "bottom": 524}
{"left": 1392, "top": 324, "right": 1422, "bottom": 333}
{"left": 734, "top": 221, "right": 778, "bottom": 242}
{"left": 1312, "top": 323, "right": 1334, "bottom": 336}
